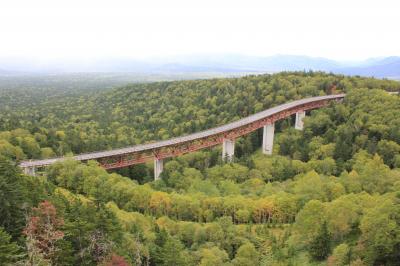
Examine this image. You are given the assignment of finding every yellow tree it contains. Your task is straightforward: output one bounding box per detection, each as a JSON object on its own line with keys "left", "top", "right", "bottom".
{"left": 252, "top": 198, "right": 275, "bottom": 224}
{"left": 150, "top": 192, "right": 172, "bottom": 216}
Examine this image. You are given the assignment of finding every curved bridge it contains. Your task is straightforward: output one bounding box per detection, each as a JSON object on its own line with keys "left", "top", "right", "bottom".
{"left": 20, "top": 94, "right": 345, "bottom": 178}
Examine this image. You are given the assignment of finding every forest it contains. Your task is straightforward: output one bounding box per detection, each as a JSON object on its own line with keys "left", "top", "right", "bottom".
{"left": 1, "top": 72, "right": 400, "bottom": 265}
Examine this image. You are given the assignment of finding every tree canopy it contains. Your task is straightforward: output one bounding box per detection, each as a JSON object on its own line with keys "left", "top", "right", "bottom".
{"left": 0, "top": 72, "right": 399, "bottom": 265}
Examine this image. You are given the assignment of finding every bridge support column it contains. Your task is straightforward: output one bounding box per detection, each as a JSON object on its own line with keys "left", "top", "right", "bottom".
{"left": 222, "top": 139, "right": 235, "bottom": 162}
{"left": 262, "top": 123, "right": 275, "bottom": 155}
{"left": 154, "top": 158, "right": 163, "bottom": 180}
{"left": 23, "top": 167, "right": 36, "bottom": 176}
{"left": 295, "top": 111, "right": 306, "bottom": 130}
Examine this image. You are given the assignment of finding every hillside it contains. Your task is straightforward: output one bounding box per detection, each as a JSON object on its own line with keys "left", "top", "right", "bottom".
{"left": 1, "top": 72, "right": 399, "bottom": 158}
{"left": 0, "top": 72, "right": 400, "bottom": 265}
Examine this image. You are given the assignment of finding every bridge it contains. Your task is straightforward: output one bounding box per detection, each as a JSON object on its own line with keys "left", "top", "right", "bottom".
{"left": 20, "top": 94, "right": 346, "bottom": 179}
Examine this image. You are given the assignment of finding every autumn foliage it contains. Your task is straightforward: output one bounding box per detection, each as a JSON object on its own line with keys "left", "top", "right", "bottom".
{"left": 24, "top": 200, "right": 64, "bottom": 261}
{"left": 101, "top": 254, "right": 130, "bottom": 266}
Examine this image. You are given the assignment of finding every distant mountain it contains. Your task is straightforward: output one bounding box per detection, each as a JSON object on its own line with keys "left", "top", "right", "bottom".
{"left": 160, "top": 54, "right": 342, "bottom": 72}
{"left": 335, "top": 56, "right": 400, "bottom": 79}
{"left": 151, "top": 63, "right": 252, "bottom": 73}
{"left": 0, "top": 68, "right": 21, "bottom": 76}
{"left": 0, "top": 54, "right": 399, "bottom": 79}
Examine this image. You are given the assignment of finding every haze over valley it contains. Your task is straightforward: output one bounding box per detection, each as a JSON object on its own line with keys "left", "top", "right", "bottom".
{"left": 1, "top": 54, "right": 400, "bottom": 80}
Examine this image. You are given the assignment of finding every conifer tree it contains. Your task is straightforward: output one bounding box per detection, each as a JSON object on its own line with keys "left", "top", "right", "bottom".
{"left": 0, "top": 156, "right": 25, "bottom": 237}
{"left": 0, "top": 227, "right": 21, "bottom": 264}
{"left": 308, "top": 221, "right": 331, "bottom": 261}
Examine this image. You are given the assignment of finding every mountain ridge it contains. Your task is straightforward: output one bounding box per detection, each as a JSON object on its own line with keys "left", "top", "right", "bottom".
{"left": 1, "top": 55, "right": 400, "bottom": 79}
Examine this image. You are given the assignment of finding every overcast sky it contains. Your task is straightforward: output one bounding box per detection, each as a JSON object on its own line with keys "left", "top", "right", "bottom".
{"left": 0, "top": 0, "right": 399, "bottom": 61}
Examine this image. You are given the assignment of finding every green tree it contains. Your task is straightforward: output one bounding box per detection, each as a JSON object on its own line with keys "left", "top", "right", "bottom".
{"left": 308, "top": 221, "right": 331, "bottom": 261}
{"left": 359, "top": 200, "right": 400, "bottom": 265}
{"left": 198, "top": 246, "right": 229, "bottom": 266}
{"left": 293, "top": 171, "right": 327, "bottom": 203}
{"left": 0, "top": 156, "right": 25, "bottom": 237}
{"left": 158, "top": 237, "right": 185, "bottom": 266}
{"left": 150, "top": 227, "right": 185, "bottom": 266}
{"left": 327, "top": 243, "right": 350, "bottom": 266}
{"left": 0, "top": 227, "right": 21, "bottom": 264}
{"left": 232, "top": 242, "right": 260, "bottom": 266}
{"left": 326, "top": 195, "right": 360, "bottom": 240}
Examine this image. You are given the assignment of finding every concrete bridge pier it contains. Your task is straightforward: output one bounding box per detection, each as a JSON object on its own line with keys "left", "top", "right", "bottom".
{"left": 154, "top": 158, "right": 164, "bottom": 180}
{"left": 23, "top": 166, "right": 36, "bottom": 176}
{"left": 222, "top": 138, "right": 235, "bottom": 162}
{"left": 262, "top": 123, "right": 275, "bottom": 155}
{"left": 295, "top": 111, "right": 306, "bottom": 130}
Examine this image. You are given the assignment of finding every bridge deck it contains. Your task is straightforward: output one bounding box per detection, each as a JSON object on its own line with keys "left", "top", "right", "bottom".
{"left": 20, "top": 94, "right": 345, "bottom": 168}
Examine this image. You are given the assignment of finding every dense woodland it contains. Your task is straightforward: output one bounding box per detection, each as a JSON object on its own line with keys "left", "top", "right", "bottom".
{"left": 1, "top": 72, "right": 400, "bottom": 265}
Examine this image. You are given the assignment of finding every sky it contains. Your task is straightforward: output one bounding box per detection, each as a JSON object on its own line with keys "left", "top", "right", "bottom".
{"left": 0, "top": 0, "right": 399, "bottom": 61}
